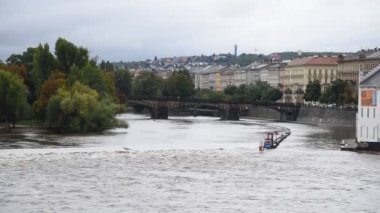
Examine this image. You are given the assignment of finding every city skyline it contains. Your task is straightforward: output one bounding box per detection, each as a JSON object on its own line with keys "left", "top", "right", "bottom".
{"left": 0, "top": 0, "right": 379, "bottom": 62}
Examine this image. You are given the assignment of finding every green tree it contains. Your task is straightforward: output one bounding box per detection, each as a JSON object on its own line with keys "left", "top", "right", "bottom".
{"left": 32, "top": 43, "right": 57, "bottom": 96}
{"left": 132, "top": 71, "right": 163, "bottom": 97}
{"left": 304, "top": 80, "right": 321, "bottom": 103}
{"left": 21, "top": 47, "right": 36, "bottom": 72}
{"left": 164, "top": 70, "right": 194, "bottom": 99}
{"left": 0, "top": 70, "right": 29, "bottom": 128}
{"left": 6, "top": 54, "right": 23, "bottom": 65}
{"left": 267, "top": 88, "right": 283, "bottom": 102}
{"left": 47, "top": 81, "right": 126, "bottom": 132}
{"left": 5, "top": 48, "right": 37, "bottom": 104}
{"left": 55, "top": 37, "right": 89, "bottom": 73}
{"left": 199, "top": 89, "right": 227, "bottom": 100}
{"left": 33, "top": 72, "right": 67, "bottom": 120}
{"left": 329, "top": 80, "right": 353, "bottom": 105}
{"left": 68, "top": 65, "right": 116, "bottom": 99}
{"left": 319, "top": 87, "right": 332, "bottom": 104}
{"left": 114, "top": 69, "right": 133, "bottom": 102}
{"left": 224, "top": 85, "right": 238, "bottom": 96}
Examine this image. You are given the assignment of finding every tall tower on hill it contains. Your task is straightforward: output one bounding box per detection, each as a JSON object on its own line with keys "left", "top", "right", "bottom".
{"left": 234, "top": 44, "right": 238, "bottom": 57}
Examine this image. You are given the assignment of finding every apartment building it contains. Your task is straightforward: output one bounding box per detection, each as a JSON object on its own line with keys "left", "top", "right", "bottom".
{"left": 268, "top": 63, "right": 286, "bottom": 88}
{"left": 281, "top": 56, "right": 338, "bottom": 93}
{"left": 338, "top": 51, "right": 380, "bottom": 83}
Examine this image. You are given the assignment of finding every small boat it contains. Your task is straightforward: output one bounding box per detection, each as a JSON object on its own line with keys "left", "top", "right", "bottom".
{"left": 259, "top": 133, "right": 274, "bottom": 150}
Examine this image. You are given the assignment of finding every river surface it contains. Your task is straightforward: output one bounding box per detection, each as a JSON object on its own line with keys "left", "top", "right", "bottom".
{"left": 0, "top": 114, "right": 379, "bottom": 212}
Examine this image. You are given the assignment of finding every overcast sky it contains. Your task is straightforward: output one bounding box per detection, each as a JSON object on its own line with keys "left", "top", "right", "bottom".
{"left": 0, "top": 0, "right": 379, "bottom": 62}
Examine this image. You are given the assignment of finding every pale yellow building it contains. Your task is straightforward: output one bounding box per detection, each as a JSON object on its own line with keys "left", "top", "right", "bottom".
{"left": 281, "top": 56, "right": 338, "bottom": 93}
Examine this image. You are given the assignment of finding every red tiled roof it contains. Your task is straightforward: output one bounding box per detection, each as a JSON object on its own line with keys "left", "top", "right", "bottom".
{"left": 288, "top": 57, "right": 338, "bottom": 66}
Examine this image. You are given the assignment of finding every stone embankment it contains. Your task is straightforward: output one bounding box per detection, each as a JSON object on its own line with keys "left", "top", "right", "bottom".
{"left": 244, "top": 105, "right": 356, "bottom": 126}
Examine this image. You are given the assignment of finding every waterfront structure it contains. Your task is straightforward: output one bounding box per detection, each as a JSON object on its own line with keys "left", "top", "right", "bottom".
{"left": 356, "top": 64, "right": 380, "bottom": 143}
{"left": 337, "top": 50, "right": 380, "bottom": 83}
{"left": 281, "top": 56, "right": 338, "bottom": 94}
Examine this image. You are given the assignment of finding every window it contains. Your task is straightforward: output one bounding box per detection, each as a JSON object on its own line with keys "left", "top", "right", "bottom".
{"left": 360, "top": 126, "right": 363, "bottom": 137}
{"left": 361, "top": 108, "right": 363, "bottom": 117}
{"left": 374, "top": 108, "right": 376, "bottom": 118}
{"left": 367, "top": 108, "right": 369, "bottom": 118}
{"left": 374, "top": 127, "right": 376, "bottom": 139}
{"left": 367, "top": 126, "right": 369, "bottom": 138}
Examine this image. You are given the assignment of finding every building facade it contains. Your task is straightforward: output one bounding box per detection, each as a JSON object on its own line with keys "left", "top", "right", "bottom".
{"left": 193, "top": 65, "right": 225, "bottom": 90}
{"left": 281, "top": 56, "right": 338, "bottom": 93}
{"left": 246, "top": 63, "right": 268, "bottom": 85}
{"left": 268, "top": 63, "right": 286, "bottom": 88}
{"left": 357, "top": 64, "right": 380, "bottom": 143}
{"left": 338, "top": 57, "right": 380, "bottom": 83}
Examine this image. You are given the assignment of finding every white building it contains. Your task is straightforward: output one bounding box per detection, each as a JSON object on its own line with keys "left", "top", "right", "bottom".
{"left": 267, "top": 63, "right": 286, "bottom": 88}
{"left": 246, "top": 63, "right": 268, "bottom": 85}
{"left": 233, "top": 67, "right": 247, "bottom": 87}
{"left": 357, "top": 64, "right": 380, "bottom": 143}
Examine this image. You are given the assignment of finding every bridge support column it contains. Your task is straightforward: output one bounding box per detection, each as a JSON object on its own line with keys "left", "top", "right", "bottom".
{"left": 150, "top": 106, "right": 168, "bottom": 119}
{"left": 219, "top": 109, "right": 240, "bottom": 121}
{"left": 132, "top": 105, "right": 144, "bottom": 113}
{"left": 280, "top": 111, "right": 297, "bottom": 121}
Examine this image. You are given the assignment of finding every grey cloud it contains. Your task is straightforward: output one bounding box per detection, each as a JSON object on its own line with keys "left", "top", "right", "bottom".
{"left": 0, "top": 0, "right": 379, "bottom": 61}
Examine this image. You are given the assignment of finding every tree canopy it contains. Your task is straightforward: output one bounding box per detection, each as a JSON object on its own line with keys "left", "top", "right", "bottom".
{"left": 163, "top": 70, "right": 194, "bottom": 99}
{"left": 132, "top": 71, "right": 163, "bottom": 97}
{"left": 1, "top": 37, "right": 128, "bottom": 132}
{"left": 320, "top": 80, "right": 356, "bottom": 105}
{"left": 0, "top": 70, "right": 29, "bottom": 127}
{"left": 32, "top": 43, "right": 57, "bottom": 96}
{"left": 55, "top": 37, "right": 89, "bottom": 73}
{"left": 114, "top": 69, "right": 133, "bottom": 102}
{"left": 47, "top": 81, "right": 126, "bottom": 132}
{"left": 222, "top": 81, "right": 283, "bottom": 102}
{"left": 304, "top": 80, "right": 321, "bottom": 103}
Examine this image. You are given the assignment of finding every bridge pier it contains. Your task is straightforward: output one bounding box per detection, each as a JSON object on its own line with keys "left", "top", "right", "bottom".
{"left": 280, "top": 111, "right": 297, "bottom": 121}
{"left": 150, "top": 106, "right": 169, "bottom": 119}
{"left": 219, "top": 108, "right": 240, "bottom": 121}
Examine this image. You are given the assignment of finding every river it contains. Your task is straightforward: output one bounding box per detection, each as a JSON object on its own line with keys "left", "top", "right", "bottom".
{"left": 0, "top": 114, "right": 379, "bottom": 212}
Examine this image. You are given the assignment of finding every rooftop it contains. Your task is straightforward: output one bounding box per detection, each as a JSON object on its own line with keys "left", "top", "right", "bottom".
{"left": 288, "top": 56, "right": 338, "bottom": 66}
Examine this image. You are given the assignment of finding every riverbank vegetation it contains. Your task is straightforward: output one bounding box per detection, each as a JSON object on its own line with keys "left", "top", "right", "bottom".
{"left": 1, "top": 38, "right": 285, "bottom": 132}
{"left": 0, "top": 38, "right": 127, "bottom": 132}
{"left": 303, "top": 79, "right": 357, "bottom": 105}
